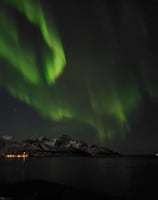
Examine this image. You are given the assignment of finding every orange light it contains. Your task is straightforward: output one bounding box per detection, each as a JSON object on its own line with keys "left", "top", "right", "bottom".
{"left": 5, "top": 152, "right": 28, "bottom": 159}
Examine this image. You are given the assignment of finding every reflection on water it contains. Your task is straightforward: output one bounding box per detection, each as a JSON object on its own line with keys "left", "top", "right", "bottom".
{"left": 0, "top": 157, "right": 158, "bottom": 198}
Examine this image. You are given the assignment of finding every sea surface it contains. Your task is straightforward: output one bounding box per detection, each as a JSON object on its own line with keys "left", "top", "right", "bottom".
{"left": 0, "top": 156, "right": 158, "bottom": 199}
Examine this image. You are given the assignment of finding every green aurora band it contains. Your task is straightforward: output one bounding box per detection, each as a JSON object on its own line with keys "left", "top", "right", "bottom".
{"left": 0, "top": 0, "right": 156, "bottom": 142}
{"left": 1, "top": 0, "right": 66, "bottom": 84}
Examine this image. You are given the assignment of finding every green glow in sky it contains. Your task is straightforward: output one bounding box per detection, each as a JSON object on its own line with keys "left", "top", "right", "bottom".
{"left": 0, "top": 0, "right": 154, "bottom": 142}
{"left": 0, "top": 10, "right": 40, "bottom": 84}
{"left": 3, "top": 0, "right": 66, "bottom": 84}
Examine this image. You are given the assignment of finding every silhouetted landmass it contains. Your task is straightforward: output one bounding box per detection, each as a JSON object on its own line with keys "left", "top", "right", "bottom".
{"left": 0, "top": 180, "right": 125, "bottom": 200}
{"left": 0, "top": 135, "right": 119, "bottom": 157}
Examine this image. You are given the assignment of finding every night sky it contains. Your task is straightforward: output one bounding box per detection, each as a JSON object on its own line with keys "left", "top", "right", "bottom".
{"left": 0, "top": 0, "right": 158, "bottom": 154}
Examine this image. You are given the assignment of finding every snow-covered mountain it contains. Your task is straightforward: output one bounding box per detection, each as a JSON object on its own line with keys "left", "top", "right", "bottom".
{"left": 0, "top": 135, "right": 119, "bottom": 157}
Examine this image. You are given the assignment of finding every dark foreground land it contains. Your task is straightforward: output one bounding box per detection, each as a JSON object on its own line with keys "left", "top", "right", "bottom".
{"left": 0, "top": 180, "right": 124, "bottom": 200}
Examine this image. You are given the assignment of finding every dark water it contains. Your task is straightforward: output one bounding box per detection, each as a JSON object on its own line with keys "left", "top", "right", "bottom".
{"left": 0, "top": 156, "right": 158, "bottom": 198}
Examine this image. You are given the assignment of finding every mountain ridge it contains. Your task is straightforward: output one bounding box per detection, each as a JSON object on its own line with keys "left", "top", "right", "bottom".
{"left": 0, "top": 135, "right": 119, "bottom": 157}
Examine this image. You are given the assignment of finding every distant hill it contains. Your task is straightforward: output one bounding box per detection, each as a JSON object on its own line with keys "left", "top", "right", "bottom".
{"left": 0, "top": 135, "right": 119, "bottom": 157}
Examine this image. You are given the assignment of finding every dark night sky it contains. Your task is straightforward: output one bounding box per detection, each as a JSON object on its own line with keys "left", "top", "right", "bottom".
{"left": 0, "top": 0, "right": 158, "bottom": 154}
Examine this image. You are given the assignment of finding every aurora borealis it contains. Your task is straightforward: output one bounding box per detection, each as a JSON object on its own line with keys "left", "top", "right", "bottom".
{"left": 0, "top": 0, "right": 66, "bottom": 84}
{"left": 0, "top": 0, "right": 158, "bottom": 153}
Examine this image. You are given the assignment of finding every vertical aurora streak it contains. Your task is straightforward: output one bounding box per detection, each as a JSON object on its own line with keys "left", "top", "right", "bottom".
{"left": 4, "top": 0, "right": 66, "bottom": 84}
